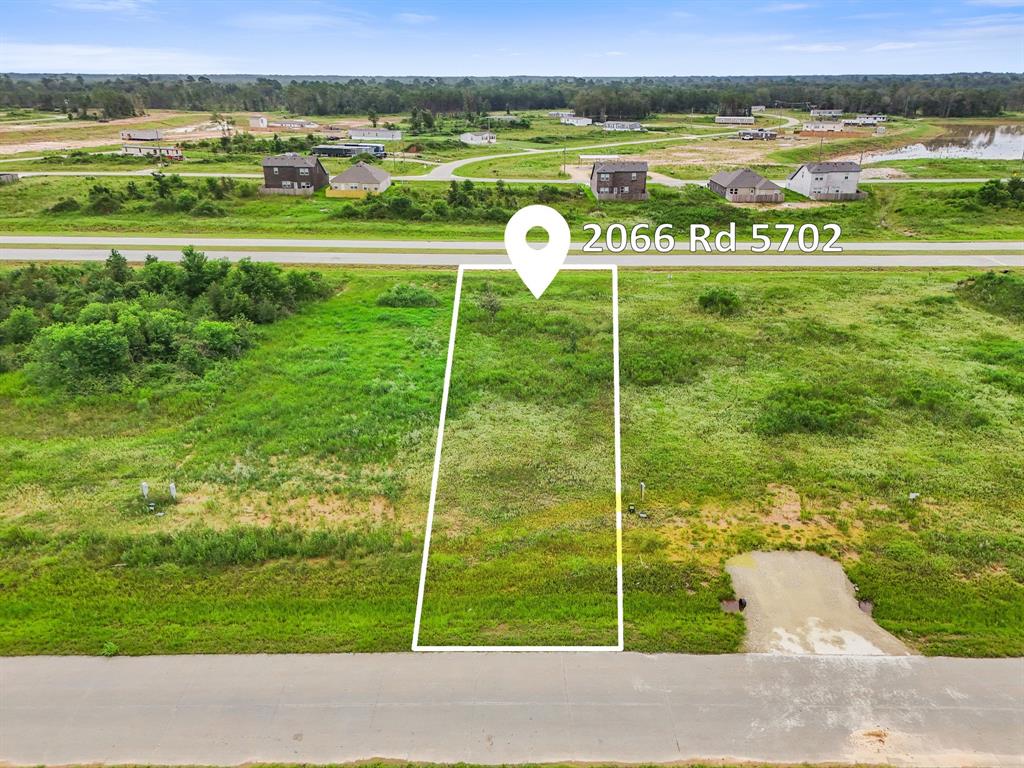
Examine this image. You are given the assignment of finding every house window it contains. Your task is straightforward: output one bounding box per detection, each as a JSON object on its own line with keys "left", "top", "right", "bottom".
{"left": 599, "top": 187, "right": 610, "bottom": 193}
{"left": 282, "top": 180, "right": 293, "bottom": 188}
{"left": 630, "top": 172, "right": 637, "bottom": 180}
{"left": 273, "top": 167, "right": 279, "bottom": 175}
{"left": 300, "top": 182, "right": 311, "bottom": 189}
{"left": 622, "top": 186, "right": 630, "bottom": 193}
{"left": 600, "top": 173, "right": 610, "bottom": 181}
{"left": 299, "top": 168, "right": 309, "bottom": 176}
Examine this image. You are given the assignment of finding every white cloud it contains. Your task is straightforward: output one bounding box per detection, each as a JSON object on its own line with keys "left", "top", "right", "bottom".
{"left": 54, "top": 0, "right": 152, "bottom": 11}
{"left": 759, "top": 2, "right": 813, "bottom": 11}
{"left": 780, "top": 43, "right": 846, "bottom": 52}
{"left": 866, "top": 42, "right": 922, "bottom": 51}
{"left": 0, "top": 42, "right": 236, "bottom": 73}
{"left": 395, "top": 12, "right": 436, "bottom": 24}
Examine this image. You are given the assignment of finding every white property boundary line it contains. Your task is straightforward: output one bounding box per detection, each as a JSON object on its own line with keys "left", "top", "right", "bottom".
{"left": 412, "top": 264, "right": 624, "bottom": 652}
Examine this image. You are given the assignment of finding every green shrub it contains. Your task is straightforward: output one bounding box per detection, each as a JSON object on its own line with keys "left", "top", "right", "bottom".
{"left": 376, "top": 283, "right": 439, "bottom": 308}
{"left": 698, "top": 287, "right": 742, "bottom": 316}
{"left": 756, "top": 383, "right": 871, "bottom": 436}
{"left": 956, "top": 271, "right": 1024, "bottom": 322}
{"left": 28, "top": 321, "right": 132, "bottom": 390}
{"left": 0, "top": 307, "right": 39, "bottom": 344}
{"left": 47, "top": 197, "right": 80, "bottom": 213}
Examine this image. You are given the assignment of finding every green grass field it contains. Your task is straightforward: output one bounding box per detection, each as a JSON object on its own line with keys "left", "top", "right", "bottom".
{"left": 1, "top": 266, "right": 1021, "bottom": 657}
{"left": 2, "top": 175, "right": 1022, "bottom": 242}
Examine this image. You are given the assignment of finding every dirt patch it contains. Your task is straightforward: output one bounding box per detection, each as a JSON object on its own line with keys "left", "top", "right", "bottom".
{"left": 861, "top": 165, "right": 911, "bottom": 179}
{"left": 765, "top": 484, "right": 803, "bottom": 525}
{"left": 726, "top": 550, "right": 913, "bottom": 655}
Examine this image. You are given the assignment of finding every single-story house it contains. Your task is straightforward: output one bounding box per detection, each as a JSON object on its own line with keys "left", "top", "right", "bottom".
{"left": 738, "top": 128, "right": 777, "bottom": 140}
{"left": 561, "top": 116, "right": 593, "bottom": 126}
{"left": 490, "top": 114, "right": 520, "bottom": 122}
{"left": 603, "top": 121, "right": 643, "bottom": 131}
{"left": 715, "top": 115, "right": 755, "bottom": 125}
{"left": 269, "top": 118, "right": 319, "bottom": 130}
{"left": 249, "top": 116, "right": 268, "bottom": 129}
{"left": 802, "top": 121, "right": 844, "bottom": 132}
{"left": 810, "top": 109, "right": 843, "bottom": 118}
{"left": 549, "top": 110, "right": 575, "bottom": 118}
{"left": 122, "top": 144, "right": 183, "bottom": 160}
{"left": 327, "top": 161, "right": 391, "bottom": 198}
{"left": 349, "top": 128, "right": 402, "bottom": 141}
{"left": 120, "top": 129, "right": 162, "bottom": 141}
{"left": 590, "top": 159, "right": 648, "bottom": 201}
{"left": 460, "top": 131, "right": 496, "bottom": 145}
{"left": 708, "top": 168, "right": 784, "bottom": 203}
{"left": 751, "top": 105, "right": 767, "bottom": 113}
{"left": 787, "top": 161, "right": 862, "bottom": 201}
{"left": 0, "top": 172, "right": 19, "bottom": 185}
{"left": 260, "top": 153, "right": 329, "bottom": 195}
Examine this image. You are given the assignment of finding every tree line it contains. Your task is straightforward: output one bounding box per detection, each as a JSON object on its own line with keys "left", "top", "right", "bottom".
{"left": 1, "top": 73, "right": 1021, "bottom": 120}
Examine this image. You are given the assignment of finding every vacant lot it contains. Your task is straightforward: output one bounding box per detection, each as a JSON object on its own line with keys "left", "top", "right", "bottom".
{"left": 1, "top": 266, "right": 1021, "bottom": 657}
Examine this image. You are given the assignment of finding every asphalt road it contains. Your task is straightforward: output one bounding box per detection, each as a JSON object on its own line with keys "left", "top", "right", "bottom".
{"left": 2, "top": 653, "right": 1021, "bottom": 766}
{"left": 2, "top": 246, "right": 1020, "bottom": 268}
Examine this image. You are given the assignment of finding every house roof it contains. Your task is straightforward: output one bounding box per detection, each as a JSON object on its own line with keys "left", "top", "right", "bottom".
{"left": 709, "top": 168, "right": 781, "bottom": 190}
{"left": 262, "top": 153, "right": 323, "bottom": 168}
{"left": 332, "top": 161, "right": 390, "bottom": 185}
{"left": 592, "top": 160, "right": 648, "bottom": 173}
{"left": 789, "top": 161, "right": 861, "bottom": 178}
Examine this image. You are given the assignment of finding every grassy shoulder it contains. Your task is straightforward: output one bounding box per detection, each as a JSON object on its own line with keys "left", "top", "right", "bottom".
{"left": 864, "top": 158, "right": 1023, "bottom": 178}
{"left": 3, "top": 175, "right": 1023, "bottom": 242}
{"left": 0, "top": 266, "right": 1021, "bottom": 657}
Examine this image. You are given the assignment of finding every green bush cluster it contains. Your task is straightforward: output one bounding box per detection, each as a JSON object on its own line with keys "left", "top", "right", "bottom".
{"left": 956, "top": 270, "right": 1024, "bottom": 322}
{"left": 332, "top": 179, "right": 585, "bottom": 223}
{"left": 376, "top": 283, "right": 439, "bottom": 307}
{"left": 698, "top": 287, "right": 742, "bottom": 316}
{"left": 976, "top": 177, "right": 1024, "bottom": 207}
{"left": 45, "top": 175, "right": 257, "bottom": 218}
{"left": 0, "top": 248, "right": 331, "bottom": 389}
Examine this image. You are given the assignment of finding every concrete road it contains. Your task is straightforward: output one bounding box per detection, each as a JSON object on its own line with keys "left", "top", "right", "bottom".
{"left": 2, "top": 247, "right": 1021, "bottom": 268}
{"left": 2, "top": 653, "right": 1021, "bottom": 766}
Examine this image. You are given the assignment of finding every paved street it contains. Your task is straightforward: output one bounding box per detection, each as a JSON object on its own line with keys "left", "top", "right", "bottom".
{"left": 2, "top": 653, "right": 1021, "bottom": 766}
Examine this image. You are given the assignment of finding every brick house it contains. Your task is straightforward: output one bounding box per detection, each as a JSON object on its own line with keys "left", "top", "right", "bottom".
{"left": 590, "top": 160, "right": 648, "bottom": 201}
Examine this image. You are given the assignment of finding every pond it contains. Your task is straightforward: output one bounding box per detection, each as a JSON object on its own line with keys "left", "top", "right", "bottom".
{"left": 861, "top": 124, "right": 1024, "bottom": 163}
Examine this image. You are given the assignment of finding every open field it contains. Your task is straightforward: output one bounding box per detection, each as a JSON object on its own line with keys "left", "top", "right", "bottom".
{"left": 1, "top": 266, "right": 1021, "bottom": 657}
{"left": 2, "top": 176, "right": 1022, "bottom": 242}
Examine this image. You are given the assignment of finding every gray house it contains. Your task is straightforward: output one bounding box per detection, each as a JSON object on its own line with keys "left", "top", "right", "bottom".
{"left": 708, "top": 169, "right": 784, "bottom": 203}
{"left": 590, "top": 160, "right": 648, "bottom": 201}
{"left": 260, "top": 153, "right": 329, "bottom": 195}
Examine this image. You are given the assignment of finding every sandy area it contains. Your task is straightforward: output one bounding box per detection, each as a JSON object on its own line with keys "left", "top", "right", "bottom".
{"left": 726, "top": 550, "right": 913, "bottom": 656}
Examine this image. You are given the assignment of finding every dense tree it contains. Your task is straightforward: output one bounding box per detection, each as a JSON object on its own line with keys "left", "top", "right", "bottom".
{"left": 1, "top": 73, "right": 1020, "bottom": 119}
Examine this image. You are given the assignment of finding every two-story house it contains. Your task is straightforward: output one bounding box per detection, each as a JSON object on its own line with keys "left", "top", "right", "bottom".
{"left": 589, "top": 160, "right": 648, "bottom": 201}
{"left": 260, "top": 153, "right": 330, "bottom": 195}
{"left": 787, "top": 161, "right": 862, "bottom": 201}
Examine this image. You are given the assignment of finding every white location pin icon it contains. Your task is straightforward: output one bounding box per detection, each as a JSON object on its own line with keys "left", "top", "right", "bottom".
{"left": 504, "top": 204, "right": 571, "bottom": 299}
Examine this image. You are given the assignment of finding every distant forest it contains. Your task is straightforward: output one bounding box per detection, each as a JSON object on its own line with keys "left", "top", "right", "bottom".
{"left": 2, "top": 73, "right": 1021, "bottom": 120}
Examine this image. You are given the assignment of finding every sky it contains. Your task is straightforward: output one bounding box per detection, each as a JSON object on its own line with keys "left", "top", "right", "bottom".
{"left": 1, "top": 0, "right": 1022, "bottom": 77}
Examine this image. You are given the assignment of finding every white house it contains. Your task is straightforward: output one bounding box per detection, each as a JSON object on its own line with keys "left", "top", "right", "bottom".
{"left": 715, "top": 115, "right": 755, "bottom": 125}
{"left": 249, "top": 116, "right": 268, "bottom": 129}
{"left": 460, "top": 131, "right": 496, "bottom": 145}
{"left": 603, "top": 121, "right": 643, "bottom": 131}
{"left": 802, "top": 121, "right": 844, "bottom": 132}
{"left": 561, "top": 116, "right": 593, "bottom": 126}
{"left": 122, "top": 144, "right": 183, "bottom": 160}
{"left": 549, "top": 110, "right": 575, "bottom": 118}
{"left": 751, "top": 105, "right": 766, "bottom": 113}
{"left": 810, "top": 109, "right": 843, "bottom": 118}
{"left": 787, "top": 161, "right": 862, "bottom": 201}
{"left": 269, "top": 118, "right": 319, "bottom": 130}
{"left": 349, "top": 128, "right": 402, "bottom": 141}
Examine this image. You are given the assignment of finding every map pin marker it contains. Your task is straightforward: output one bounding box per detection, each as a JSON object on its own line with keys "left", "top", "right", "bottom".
{"left": 504, "top": 204, "right": 571, "bottom": 299}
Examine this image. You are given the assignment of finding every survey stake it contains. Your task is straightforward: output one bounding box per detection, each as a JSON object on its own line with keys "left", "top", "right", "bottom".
{"left": 504, "top": 205, "right": 571, "bottom": 299}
